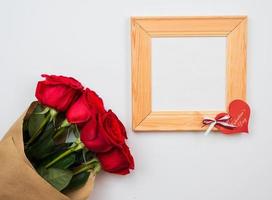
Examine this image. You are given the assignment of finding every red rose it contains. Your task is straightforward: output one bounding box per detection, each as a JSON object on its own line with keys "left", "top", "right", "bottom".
{"left": 97, "top": 144, "right": 134, "bottom": 175}
{"left": 66, "top": 88, "right": 105, "bottom": 124}
{"left": 80, "top": 110, "right": 127, "bottom": 152}
{"left": 85, "top": 88, "right": 105, "bottom": 114}
{"left": 35, "top": 74, "right": 83, "bottom": 111}
{"left": 80, "top": 117, "right": 112, "bottom": 152}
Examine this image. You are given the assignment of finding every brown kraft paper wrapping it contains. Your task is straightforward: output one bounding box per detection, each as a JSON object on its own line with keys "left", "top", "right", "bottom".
{"left": 0, "top": 103, "right": 95, "bottom": 200}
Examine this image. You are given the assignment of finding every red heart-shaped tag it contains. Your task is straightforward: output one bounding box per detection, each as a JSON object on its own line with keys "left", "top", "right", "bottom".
{"left": 215, "top": 99, "right": 250, "bottom": 134}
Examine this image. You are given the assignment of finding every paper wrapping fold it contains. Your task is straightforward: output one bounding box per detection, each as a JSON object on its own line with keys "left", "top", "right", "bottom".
{"left": 0, "top": 103, "right": 95, "bottom": 200}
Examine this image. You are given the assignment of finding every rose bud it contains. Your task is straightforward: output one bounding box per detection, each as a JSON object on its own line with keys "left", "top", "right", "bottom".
{"left": 80, "top": 110, "right": 127, "bottom": 152}
{"left": 66, "top": 88, "right": 105, "bottom": 124}
{"left": 97, "top": 144, "right": 134, "bottom": 175}
{"left": 35, "top": 74, "right": 83, "bottom": 111}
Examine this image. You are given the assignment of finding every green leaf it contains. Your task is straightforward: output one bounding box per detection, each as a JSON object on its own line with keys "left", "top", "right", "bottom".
{"left": 72, "top": 158, "right": 101, "bottom": 176}
{"left": 65, "top": 171, "right": 90, "bottom": 191}
{"left": 74, "top": 149, "right": 95, "bottom": 166}
{"left": 28, "top": 104, "right": 48, "bottom": 138}
{"left": 37, "top": 167, "right": 73, "bottom": 191}
{"left": 26, "top": 122, "right": 56, "bottom": 159}
{"left": 23, "top": 117, "right": 30, "bottom": 143}
{"left": 37, "top": 143, "right": 73, "bottom": 167}
{"left": 51, "top": 153, "right": 76, "bottom": 169}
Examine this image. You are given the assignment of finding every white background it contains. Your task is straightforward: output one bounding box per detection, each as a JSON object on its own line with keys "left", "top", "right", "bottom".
{"left": 152, "top": 37, "right": 226, "bottom": 111}
{"left": 0, "top": 0, "right": 272, "bottom": 200}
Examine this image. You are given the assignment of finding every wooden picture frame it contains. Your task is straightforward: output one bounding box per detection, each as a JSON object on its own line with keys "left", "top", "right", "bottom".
{"left": 131, "top": 16, "right": 247, "bottom": 131}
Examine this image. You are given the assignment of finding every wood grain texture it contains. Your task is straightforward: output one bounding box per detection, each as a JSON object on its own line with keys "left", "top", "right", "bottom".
{"left": 133, "top": 16, "right": 246, "bottom": 37}
{"left": 131, "top": 16, "right": 247, "bottom": 131}
{"left": 226, "top": 17, "right": 247, "bottom": 104}
{"left": 131, "top": 18, "right": 152, "bottom": 129}
{"left": 134, "top": 111, "right": 221, "bottom": 131}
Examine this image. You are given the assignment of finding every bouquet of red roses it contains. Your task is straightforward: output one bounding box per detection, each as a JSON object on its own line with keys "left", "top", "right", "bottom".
{"left": 0, "top": 74, "right": 134, "bottom": 200}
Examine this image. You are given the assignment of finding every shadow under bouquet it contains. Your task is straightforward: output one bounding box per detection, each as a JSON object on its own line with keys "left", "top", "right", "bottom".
{"left": 0, "top": 74, "right": 134, "bottom": 200}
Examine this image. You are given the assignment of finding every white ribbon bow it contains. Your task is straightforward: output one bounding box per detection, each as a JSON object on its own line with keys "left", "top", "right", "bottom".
{"left": 202, "top": 114, "right": 236, "bottom": 135}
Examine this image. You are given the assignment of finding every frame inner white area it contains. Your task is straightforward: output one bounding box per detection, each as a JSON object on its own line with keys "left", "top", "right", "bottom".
{"left": 152, "top": 37, "right": 227, "bottom": 111}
